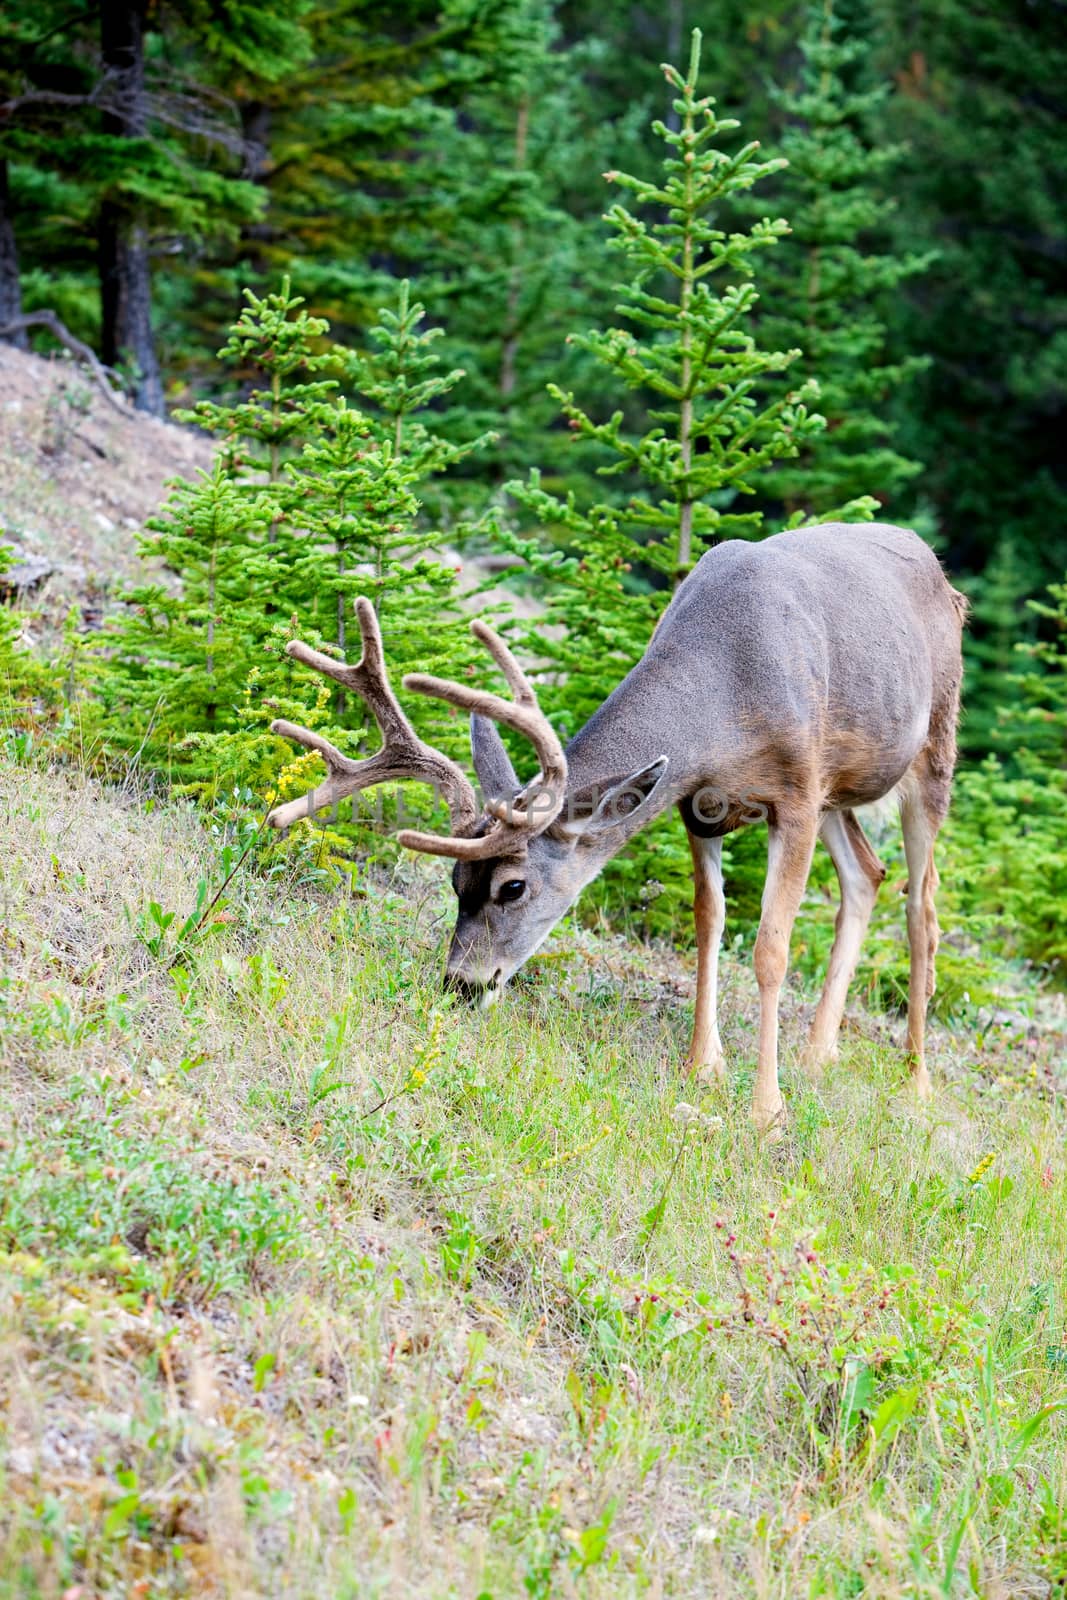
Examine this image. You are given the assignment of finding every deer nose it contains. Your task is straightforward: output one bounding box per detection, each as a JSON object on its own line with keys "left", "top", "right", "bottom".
{"left": 443, "top": 966, "right": 502, "bottom": 1003}
{"left": 443, "top": 969, "right": 480, "bottom": 1003}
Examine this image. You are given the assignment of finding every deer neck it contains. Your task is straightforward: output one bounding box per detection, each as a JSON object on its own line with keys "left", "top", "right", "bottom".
{"left": 561, "top": 658, "right": 729, "bottom": 862}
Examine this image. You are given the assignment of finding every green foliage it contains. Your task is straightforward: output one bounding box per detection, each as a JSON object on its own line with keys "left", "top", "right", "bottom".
{"left": 0, "top": 1101, "right": 302, "bottom": 1305}
{"left": 751, "top": 0, "right": 932, "bottom": 524}
{"left": 878, "top": 0, "right": 1067, "bottom": 582}
{"left": 627, "top": 1207, "right": 995, "bottom": 1470}
{"left": 0, "top": 543, "right": 25, "bottom": 684}
{"left": 0, "top": 0, "right": 268, "bottom": 369}
{"left": 157, "top": 0, "right": 541, "bottom": 385}
{"left": 95, "top": 461, "right": 274, "bottom": 771}
{"left": 0, "top": 540, "right": 63, "bottom": 727}
{"left": 423, "top": 3, "right": 616, "bottom": 498}
{"left": 960, "top": 538, "right": 1039, "bottom": 756}
{"left": 92, "top": 281, "right": 490, "bottom": 853}
{"left": 513, "top": 30, "right": 823, "bottom": 587}
{"left": 942, "top": 577, "right": 1067, "bottom": 979}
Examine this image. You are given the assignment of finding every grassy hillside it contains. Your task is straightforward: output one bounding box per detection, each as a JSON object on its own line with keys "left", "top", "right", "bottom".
{"left": 1, "top": 753, "right": 1065, "bottom": 1598}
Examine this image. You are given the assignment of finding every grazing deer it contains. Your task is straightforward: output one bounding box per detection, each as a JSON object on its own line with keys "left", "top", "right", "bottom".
{"left": 270, "top": 522, "right": 966, "bottom": 1135}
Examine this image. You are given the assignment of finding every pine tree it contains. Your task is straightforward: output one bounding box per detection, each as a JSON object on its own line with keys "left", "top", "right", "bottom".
{"left": 93, "top": 281, "right": 492, "bottom": 832}
{"left": 946, "top": 575, "right": 1067, "bottom": 977}
{"left": 268, "top": 287, "right": 494, "bottom": 795}
{"left": 157, "top": 0, "right": 535, "bottom": 387}
{"left": 180, "top": 280, "right": 339, "bottom": 490}
{"left": 0, "top": 1, "right": 282, "bottom": 398}
{"left": 878, "top": 0, "right": 1067, "bottom": 583}
{"left": 0, "top": 1, "right": 98, "bottom": 341}
{"left": 959, "top": 538, "right": 1037, "bottom": 757}
{"left": 501, "top": 29, "right": 823, "bottom": 929}
{"left": 507, "top": 28, "right": 822, "bottom": 707}
{"left": 421, "top": 2, "right": 615, "bottom": 500}
{"left": 751, "top": 0, "right": 932, "bottom": 523}
{"left": 92, "top": 462, "right": 276, "bottom": 780}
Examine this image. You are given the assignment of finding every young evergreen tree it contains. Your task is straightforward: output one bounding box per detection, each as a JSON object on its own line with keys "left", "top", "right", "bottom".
{"left": 878, "top": 0, "right": 1067, "bottom": 583}
{"left": 946, "top": 575, "right": 1067, "bottom": 977}
{"left": 94, "top": 282, "right": 490, "bottom": 835}
{"left": 751, "top": 0, "right": 932, "bottom": 523}
{"left": 181, "top": 280, "right": 338, "bottom": 493}
{"left": 423, "top": 2, "right": 614, "bottom": 499}
{"left": 507, "top": 30, "right": 822, "bottom": 705}
{"left": 93, "top": 463, "right": 276, "bottom": 778}
{"left": 502, "top": 29, "right": 823, "bottom": 928}
{"left": 277, "top": 283, "right": 494, "bottom": 759}
{"left": 959, "top": 537, "right": 1037, "bottom": 757}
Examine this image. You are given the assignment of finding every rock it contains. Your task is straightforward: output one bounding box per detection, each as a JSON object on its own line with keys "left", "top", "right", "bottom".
{"left": 5, "top": 1444, "right": 35, "bottom": 1477}
{"left": 477, "top": 552, "right": 526, "bottom": 573}
{"left": 0, "top": 543, "right": 54, "bottom": 597}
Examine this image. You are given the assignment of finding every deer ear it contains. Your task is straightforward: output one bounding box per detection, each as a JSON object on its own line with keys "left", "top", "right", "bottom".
{"left": 470, "top": 713, "right": 519, "bottom": 802}
{"left": 551, "top": 756, "right": 669, "bottom": 841}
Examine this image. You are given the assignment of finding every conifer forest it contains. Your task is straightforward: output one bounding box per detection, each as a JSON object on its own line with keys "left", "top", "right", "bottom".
{"left": 0, "top": 2, "right": 1066, "bottom": 1596}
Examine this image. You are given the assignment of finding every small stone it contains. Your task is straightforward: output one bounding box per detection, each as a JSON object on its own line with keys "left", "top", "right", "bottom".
{"left": 0, "top": 545, "right": 53, "bottom": 597}
{"left": 5, "top": 1445, "right": 35, "bottom": 1476}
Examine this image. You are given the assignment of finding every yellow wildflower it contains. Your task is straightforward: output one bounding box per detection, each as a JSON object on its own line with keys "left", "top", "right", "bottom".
{"left": 967, "top": 1151, "right": 996, "bottom": 1185}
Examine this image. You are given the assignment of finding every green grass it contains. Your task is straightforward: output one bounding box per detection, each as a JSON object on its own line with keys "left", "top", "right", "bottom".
{"left": 0, "top": 753, "right": 1065, "bottom": 1598}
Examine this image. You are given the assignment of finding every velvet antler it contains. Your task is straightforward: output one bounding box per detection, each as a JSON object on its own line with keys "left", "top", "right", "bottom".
{"left": 269, "top": 602, "right": 568, "bottom": 862}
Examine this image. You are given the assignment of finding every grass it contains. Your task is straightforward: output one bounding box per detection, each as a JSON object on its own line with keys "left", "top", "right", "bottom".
{"left": 0, "top": 751, "right": 1065, "bottom": 1598}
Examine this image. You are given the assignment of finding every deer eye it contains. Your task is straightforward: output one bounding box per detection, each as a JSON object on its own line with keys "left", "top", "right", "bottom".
{"left": 497, "top": 879, "right": 526, "bottom": 904}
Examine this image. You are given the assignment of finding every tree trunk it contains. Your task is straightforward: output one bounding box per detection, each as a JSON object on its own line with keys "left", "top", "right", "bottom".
{"left": 97, "top": 0, "right": 164, "bottom": 416}
{"left": 0, "top": 160, "right": 28, "bottom": 349}
{"left": 239, "top": 100, "right": 274, "bottom": 277}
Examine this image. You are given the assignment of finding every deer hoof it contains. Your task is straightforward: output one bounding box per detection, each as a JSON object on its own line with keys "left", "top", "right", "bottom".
{"left": 751, "top": 1098, "right": 787, "bottom": 1143}
{"left": 799, "top": 1039, "right": 836, "bottom": 1078}
{"left": 689, "top": 1053, "right": 726, "bottom": 1086}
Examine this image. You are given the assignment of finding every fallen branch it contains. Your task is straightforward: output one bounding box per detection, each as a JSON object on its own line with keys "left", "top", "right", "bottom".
{"left": 0, "top": 310, "right": 131, "bottom": 414}
{"left": 0, "top": 89, "right": 97, "bottom": 118}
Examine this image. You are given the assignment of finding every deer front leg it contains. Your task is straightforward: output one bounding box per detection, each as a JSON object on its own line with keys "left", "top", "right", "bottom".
{"left": 752, "top": 812, "right": 819, "bottom": 1138}
{"left": 684, "top": 828, "right": 726, "bottom": 1083}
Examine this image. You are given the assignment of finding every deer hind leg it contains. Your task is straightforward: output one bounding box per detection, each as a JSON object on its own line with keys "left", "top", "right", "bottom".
{"left": 684, "top": 829, "right": 726, "bottom": 1083}
{"left": 899, "top": 760, "right": 950, "bottom": 1102}
{"left": 752, "top": 810, "right": 820, "bottom": 1138}
{"left": 802, "top": 809, "right": 886, "bottom": 1075}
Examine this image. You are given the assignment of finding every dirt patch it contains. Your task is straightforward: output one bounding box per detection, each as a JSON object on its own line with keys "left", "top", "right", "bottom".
{"left": 0, "top": 343, "right": 212, "bottom": 629}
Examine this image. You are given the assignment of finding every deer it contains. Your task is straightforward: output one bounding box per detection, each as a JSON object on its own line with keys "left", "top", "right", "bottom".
{"left": 268, "top": 521, "right": 967, "bottom": 1136}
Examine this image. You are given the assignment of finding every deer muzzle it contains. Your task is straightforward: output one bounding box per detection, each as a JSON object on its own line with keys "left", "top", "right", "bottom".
{"left": 443, "top": 965, "right": 503, "bottom": 1006}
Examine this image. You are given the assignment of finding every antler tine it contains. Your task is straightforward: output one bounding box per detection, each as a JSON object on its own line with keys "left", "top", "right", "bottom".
{"left": 403, "top": 619, "right": 567, "bottom": 834}
{"left": 469, "top": 619, "right": 538, "bottom": 706}
{"left": 268, "top": 599, "right": 478, "bottom": 834}
{"left": 267, "top": 720, "right": 370, "bottom": 831}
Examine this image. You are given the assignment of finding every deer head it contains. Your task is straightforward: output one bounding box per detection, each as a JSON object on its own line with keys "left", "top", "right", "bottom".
{"left": 268, "top": 599, "right": 669, "bottom": 1000}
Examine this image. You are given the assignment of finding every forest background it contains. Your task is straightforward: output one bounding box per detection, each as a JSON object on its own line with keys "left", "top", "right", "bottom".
{"left": 1, "top": 0, "right": 1065, "bottom": 997}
